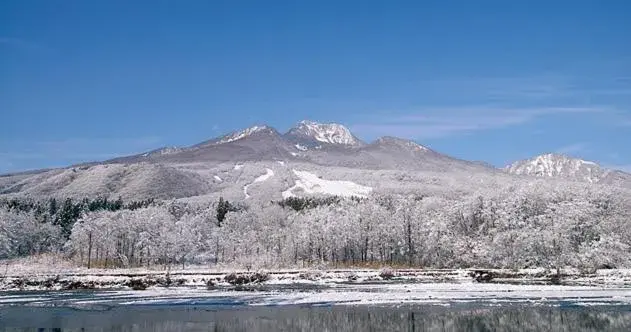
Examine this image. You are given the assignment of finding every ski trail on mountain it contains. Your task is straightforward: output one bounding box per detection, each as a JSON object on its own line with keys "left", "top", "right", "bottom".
{"left": 243, "top": 168, "right": 274, "bottom": 199}
{"left": 282, "top": 169, "right": 372, "bottom": 198}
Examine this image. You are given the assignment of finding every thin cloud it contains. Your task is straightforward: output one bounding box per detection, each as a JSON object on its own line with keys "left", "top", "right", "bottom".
{"left": 0, "top": 37, "right": 53, "bottom": 53}
{"left": 414, "top": 74, "right": 631, "bottom": 106}
{"left": 351, "top": 106, "right": 605, "bottom": 139}
{"left": 418, "top": 75, "right": 573, "bottom": 99}
{"left": 33, "top": 137, "right": 161, "bottom": 151}
{"left": 0, "top": 136, "right": 162, "bottom": 172}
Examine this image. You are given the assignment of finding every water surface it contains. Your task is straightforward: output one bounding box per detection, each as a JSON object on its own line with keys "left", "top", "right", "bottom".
{"left": 2, "top": 303, "right": 631, "bottom": 331}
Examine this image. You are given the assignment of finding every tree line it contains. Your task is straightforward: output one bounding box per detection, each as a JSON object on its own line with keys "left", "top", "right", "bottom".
{"left": 2, "top": 180, "right": 630, "bottom": 271}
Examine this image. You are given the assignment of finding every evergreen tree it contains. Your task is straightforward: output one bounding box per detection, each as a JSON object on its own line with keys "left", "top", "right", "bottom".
{"left": 216, "top": 197, "right": 237, "bottom": 226}
{"left": 48, "top": 198, "right": 58, "bottom": 216}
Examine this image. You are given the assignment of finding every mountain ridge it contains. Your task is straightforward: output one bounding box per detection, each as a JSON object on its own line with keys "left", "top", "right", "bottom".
{"left": 1, "top": 121, "right": 630, "bottom": 201}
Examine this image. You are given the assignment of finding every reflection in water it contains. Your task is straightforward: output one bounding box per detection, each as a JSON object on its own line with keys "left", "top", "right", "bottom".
{"left": 2, "top": 305, "right": 631, "bottom": 331}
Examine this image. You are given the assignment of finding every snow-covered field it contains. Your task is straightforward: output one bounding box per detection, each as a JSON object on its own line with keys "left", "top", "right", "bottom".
{"left": 2, "top": 279, "right": 631, "bottom": 308}
{"left": 2, "top": 255, "right": 631, "bottom": 308}
{"left": 116, "top": 283, "right": 631, "bottom": 307}
{"left": 243, "top": 168, "right": 274, "bottom": 199}
{"left": 282, "top": 169, "right": 373, "bottom": 198}
{"left": 2, "top": 263, "right": 631, "bottom": 296}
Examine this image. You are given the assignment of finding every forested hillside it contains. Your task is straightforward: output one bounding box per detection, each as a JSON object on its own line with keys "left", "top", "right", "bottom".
{"left": 3, "top": 178, "right": 629, "bottom": 271}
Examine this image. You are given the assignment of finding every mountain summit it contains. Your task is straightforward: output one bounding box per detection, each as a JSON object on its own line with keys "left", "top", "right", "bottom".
{"left": 504, "top": 153, "right": 631, "bottom": 186}
{"left": 196, "top": 125, "right": 279, "bottom": 147}
{"left": 284, "top": 120, "right": 364, "bottom": 148}
{"left": 3, "top": 122, "right": 631, "bottom": 201}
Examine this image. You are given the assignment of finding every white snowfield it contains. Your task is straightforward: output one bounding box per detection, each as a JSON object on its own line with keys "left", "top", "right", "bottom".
{"left": 2, "top": 267, "right": 631, "bottom": 308}
{"left": 505, "top": 153, "right": 604, "bottom": 183}
{"left": 180, "top": 284, "right": 631, "bottom": 307}
{"left": 213, "top": 175, "right": 223, "bottom": 182}
{"left": 2, "top": 280, "right": 631, "bottom": 308}
{"left": 217, "top": 126, "right": 269, "bottom": 144}
{"left": 243, "top": 168, "right": 275, "bottom": 199}
{"left": 297, "top": 121, "right": 360, "bottom": 146}
{"left": 282, "top": 170, "right": 373, "bottom": 199}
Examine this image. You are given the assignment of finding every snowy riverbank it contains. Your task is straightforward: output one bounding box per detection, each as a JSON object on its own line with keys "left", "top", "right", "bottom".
{"left": 2, "top": 261, "right": 631, "bottom": 292}
{"left": 1, "top": 279, "right": 631, "bottom": 309}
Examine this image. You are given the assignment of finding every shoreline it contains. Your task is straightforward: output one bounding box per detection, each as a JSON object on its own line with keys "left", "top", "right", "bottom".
{"left": 2, "top": 267, "right": 631, "bottom": 292}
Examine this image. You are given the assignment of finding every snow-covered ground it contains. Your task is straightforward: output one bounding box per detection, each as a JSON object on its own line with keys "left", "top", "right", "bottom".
{"left": 118, "top": 283, "right": 631, "bottom": 307}
{"left": 3, "top": 256, "right": 631, "bottom": 307}
{"left": 282, "top": 169, "right": 373, "bottom": 198}
{"left": 2, "top": 279, "right": 631, "bottom": 308}
{"left": 243, "top": 168, "right": 274, "bottom": 199}
{"left": 2, "top": 265, "right": 631, "bottom": 292}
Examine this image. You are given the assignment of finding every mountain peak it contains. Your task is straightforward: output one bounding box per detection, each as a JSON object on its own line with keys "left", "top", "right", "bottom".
{"left": 374, "top": 136, "right": 430, "bottom": 152}
{"left": 285, "top": 120, "right": 363, "bottom": 146}
{"left": 505, "top": 153, "right": 602, "bottom": 182}
{"left": 214, "top": 125, "right": 277, "bottom": 145}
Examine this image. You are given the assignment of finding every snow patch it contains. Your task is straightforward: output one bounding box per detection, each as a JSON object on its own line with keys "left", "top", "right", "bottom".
{"left": 155, "top": 147, "right": 181, "bottom": 155}
{"left": 506, "top": 153, "right": 604, "bottom": 183}
{"left": 282, "top": 169, "right": 372, "bottom": 199}
{"left": 277, "top": 161, "right": 285, "bottom": 166}
{"left": 295, "top": 121, "right": 360, "bottom": 145}
{"left": 407, "top": 141, "right": 428, "bottom": 152}
{"left": 217, "top": 126, "right": 269, "bottom": 144}
{"left": 295, "top": 144, "right": 308, "bottom": 151}
{"left": 213, "top": 175, "right": 223, "bottom": 182}
{"left": 234, "top": 164, "right": 244, "bottom": 170}
{"left": 243, "top": 168, "right": 274, "bottom": 199}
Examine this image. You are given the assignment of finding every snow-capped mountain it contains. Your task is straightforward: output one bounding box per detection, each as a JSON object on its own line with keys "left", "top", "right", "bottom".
{"left": 504, "top": 153, "right": 631, "bottom": 187}
{"left": 214, "top": 125, "right": 274, "bottom": 145}
{"left": 284, "top": 120, "right": 364, "bottom": 148}
{"left": 505, "top": 153, "right": 603, "bottom": 182}
{"left": 372, "top": 136, "right": 431, "bottom": 153}
{"left": 198, "top": 125, "right": 279, "bottom": 147}
{"left": 2, "top": 121, "right": 631, "bottom": 201}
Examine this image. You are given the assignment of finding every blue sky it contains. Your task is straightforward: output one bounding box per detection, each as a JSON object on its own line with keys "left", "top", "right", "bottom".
{"left": 1, "top": 0, "right": 630, "bottom": 173}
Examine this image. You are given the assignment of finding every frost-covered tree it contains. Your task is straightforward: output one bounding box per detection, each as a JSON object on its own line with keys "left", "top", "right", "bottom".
{"left": 0, "top": 210, "right": 61, "bottom": 259}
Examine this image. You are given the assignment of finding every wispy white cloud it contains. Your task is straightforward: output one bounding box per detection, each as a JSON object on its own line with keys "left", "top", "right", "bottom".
{"left": 351, "top": 106, "right": 605, "bottom": 139}
{"left": 31, "top": 137, "right": 161, "bottom": 151}
{"left": 415, "top": 74, "right": 631, "bottom": 102}
{"left": 411, "top": 74, "right": 631, "bottom": 112}
{"left": 0, "top": 37, "right": 52, "bottom": 53}
{"left": 0, "top": 136, "right": 162, "bottom": 173}
{"left": 418, "top": 75, "right": 573, "bottom": 99}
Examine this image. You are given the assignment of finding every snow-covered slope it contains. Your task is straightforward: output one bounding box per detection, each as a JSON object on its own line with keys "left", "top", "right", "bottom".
{"left": 100, "top": 120, "right": 486, "bottom": 172}
{"left": 243, "top": 168, "right": 274, "bottom": 199}
{"left": 373, "top": 136, "right": 430, "bottom": 152}
{"left": 138, "top": 146, "right": 186, "bottom": 159}
{"left": 282, "top": 169, "right": 372, "bottom": 198}
{"left": 0, "top": 163, "right": 212, "bottom": 200}
{"left": 3, "top": 121, "right": 631, "bottom": 201}
{"left": 213, "top": 125, "right": 274, "bottom": 145}
{"left": 284, "top": 120, "right": 363, "bottom": 148}
{"left": 505, "top": 153, "right": 617, "bottom": 184}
